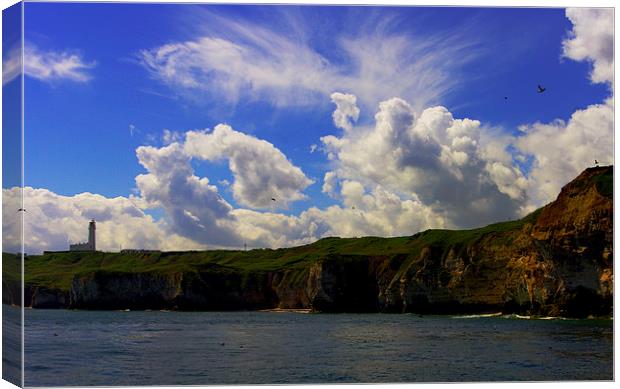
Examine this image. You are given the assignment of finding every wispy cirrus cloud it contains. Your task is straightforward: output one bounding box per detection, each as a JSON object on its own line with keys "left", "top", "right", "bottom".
{"left": 2, "top": 45, "right": 22, "bottom": 85}
{"left": 25, "top": 43, "right": 95, "bottom": 82}
{"left": 3, "top": 43, "right": 96, "bottom": 85}
{"left": 138, "top": 9, "right": 480, "bottom": 111}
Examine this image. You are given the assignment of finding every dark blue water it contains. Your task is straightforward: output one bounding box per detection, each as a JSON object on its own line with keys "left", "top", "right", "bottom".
{"left": 21, "top": 307, "right": 612, "bottom": 386}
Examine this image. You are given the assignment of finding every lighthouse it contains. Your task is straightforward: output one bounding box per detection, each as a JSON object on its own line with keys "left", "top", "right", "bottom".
{"left": 69, "top": 219, "right": 97, "bottom": 251}
{"left": 88, "top": 219, "right": 96, "bottom": 251}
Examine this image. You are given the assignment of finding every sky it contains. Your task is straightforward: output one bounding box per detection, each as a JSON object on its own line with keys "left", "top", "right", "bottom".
{"left": 1, "top": 3, "right": 614, "bottom": 254}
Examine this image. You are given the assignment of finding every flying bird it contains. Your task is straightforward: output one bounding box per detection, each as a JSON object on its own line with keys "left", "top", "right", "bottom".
{"left": 271, "top": 198, "right": 276, "bottom": 202}
{"left": 537, "top": 85, "right": 546, "bottom": 93}
{"left": 504, "top": 96, "right": 508, "bottom": 100}
{"left": 17, "top": 208, "right": 26, "bottom": 212}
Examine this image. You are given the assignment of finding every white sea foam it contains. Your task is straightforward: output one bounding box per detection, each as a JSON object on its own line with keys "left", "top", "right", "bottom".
{"left": 452, "top": 312, "right": 503, "bottom": 319}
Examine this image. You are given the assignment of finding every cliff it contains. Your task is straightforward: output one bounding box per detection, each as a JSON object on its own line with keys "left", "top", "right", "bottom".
{"left": 3, "top": 166, "right": 613, "bottom": 317}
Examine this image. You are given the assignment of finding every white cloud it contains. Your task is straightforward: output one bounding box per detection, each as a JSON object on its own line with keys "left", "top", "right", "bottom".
{"left": 515, "top": 98, "right": 614, "bottom": 206}
{"left": 184, "top": 124, "right": 314, "bottom": 209}
{"left": 563, "top": 8, "right": 614, "bottom": 86}
{"left": 22, "top": 43, "right": 95, "bottom": 83}
{"left": 2, "top": 186, "right": 202, "bottom": 254}
{"left": 9, "top": 8, "right": 614, "bottom": 254}
{"left": 135, "top": 142, "right": 241, "bottom": 247}
{"left": 331, "top": 92, "right": 360, "bottom": 132}
{"left": 138, "top": 12, "right": 478, "bottom": 110}
{"left": 16, "top": 95, "right": 609, "bottom": 254}
{"left": 139, "top": 35, "right": 332, "bottom": 107}
{"left": 231, "top": 184, "right": 446, "bottom": 248}
{"left": 2, "top": 45, "right": 22, "bottom": 85}
{"left": 7, "top": 112, "right": 456, "bottom": 253}
{"left": 322, "top": 171, "right": 338, "bottom": 197}
{"left": 320, "top": 94, "right": 529, "bottom": 228}
{"left": 509, "top": 7, "right": 614, "bottom": 208}
{"left": 162, "top": 129, "right": 183, "bottom": 144}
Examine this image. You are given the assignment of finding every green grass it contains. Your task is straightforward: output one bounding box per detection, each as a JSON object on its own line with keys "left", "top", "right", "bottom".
{"left": 593, "top": 168, "right": 613, "bottom": 198}
{"left": 2, "top": 253, "right": 21, "bottom": 283}
{"left": 11, "top": 212, "right": 538, "bottom": 292}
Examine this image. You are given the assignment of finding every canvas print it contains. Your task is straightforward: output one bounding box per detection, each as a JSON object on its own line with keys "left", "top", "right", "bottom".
{"left": 1, "top": 1, "right": 614, "bottom": 387}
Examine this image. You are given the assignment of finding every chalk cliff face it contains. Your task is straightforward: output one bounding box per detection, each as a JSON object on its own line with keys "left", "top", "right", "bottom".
{"left": 5, "top": 167, "right": 613, "bottom": 317}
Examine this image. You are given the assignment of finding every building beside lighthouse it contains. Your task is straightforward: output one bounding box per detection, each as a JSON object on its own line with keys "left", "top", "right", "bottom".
{"left": 69, "top": 219, "right": 96, "bottom": 251}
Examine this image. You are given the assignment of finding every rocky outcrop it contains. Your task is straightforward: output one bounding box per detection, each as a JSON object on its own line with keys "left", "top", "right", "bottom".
{"left": 69, "top": 265, "right": 280, "bottom": 310}
{"left": 31, "top": 287, "right": 70, "bottom": 308}
{"left": 375, "top": 167, "right": 613, "bottom": 317}
{"left": 6, "top": 167, "right": 613, "bottom": 317}
{"left": 70, "top": 271, "right": 183, "bottom": 310}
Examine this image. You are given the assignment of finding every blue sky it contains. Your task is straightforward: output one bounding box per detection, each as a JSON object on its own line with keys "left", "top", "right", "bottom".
{"left": 3, "top": 3, "right": 614, "bottom": 252}
{"left": 23, "top": 4, "right": 607, "bottom": 197}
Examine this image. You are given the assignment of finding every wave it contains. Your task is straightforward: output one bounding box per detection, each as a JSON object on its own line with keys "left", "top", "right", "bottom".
{"left": 501, "top": 314, "right": 570, "bottom": 320}
{"left": 452, "top": 313, "right": 571, "bottom": 320}
{"left": 452, "top": 312, "right": 503, "bottom": 319}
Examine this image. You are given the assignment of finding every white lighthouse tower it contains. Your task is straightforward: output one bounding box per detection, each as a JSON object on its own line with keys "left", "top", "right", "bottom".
{"left": 69, "top": 219, "right": 97, "bottom": 252}
{"left": 88, "top": 219, "right": 96, "bottom": 251}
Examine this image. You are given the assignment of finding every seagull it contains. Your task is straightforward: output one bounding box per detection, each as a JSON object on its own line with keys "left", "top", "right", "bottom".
{"left": 537, "top": 85, "right": 546, "bottom": 93}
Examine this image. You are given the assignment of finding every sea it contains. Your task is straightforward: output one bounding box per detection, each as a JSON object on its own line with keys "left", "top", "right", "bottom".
{"left": 4, "top": 306, "right": 614, "bottom": 386}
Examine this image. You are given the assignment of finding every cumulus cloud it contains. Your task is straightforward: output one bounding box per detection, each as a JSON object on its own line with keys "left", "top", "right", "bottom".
{"left": 12, "top": 92, "right": 612, "bottom": 255}
{"left": 515, "top": 98, "right": 614, "bottom": 206}
{"left": 331, "top": 92, "right": 360, "bottom": 132}
{"left": 2, "top": 187, "right": 203, "bottom": 254}
{"left": 563, "top": 8, "right": 614, "bottom": 86}
{"left": 232, "top": 184, "right": 446, "bottom": 248}
{"left": 322, "top": 171, "right": 338, "bottom": 197}
{"left": 320, "top": 94, "right": 529, "bottom": 228}
{"left": 138, "top": 11, "right": 478, "bottom": 110}
{"left": 184, "top": 124, "right": 314, "bottom": 209}
{"left": 508, "top": 7, "right": 614, "bottom": 208}
{"left": 132, "top": 119, "right": 449, "bottom": 247}
{"left": 135, "top": 142, "right": 242, "bottom": 247}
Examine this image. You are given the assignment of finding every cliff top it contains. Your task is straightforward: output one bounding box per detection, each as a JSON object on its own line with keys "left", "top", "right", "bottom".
{"left": 3, "top": 166, "right": 613, "bottom": 292}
